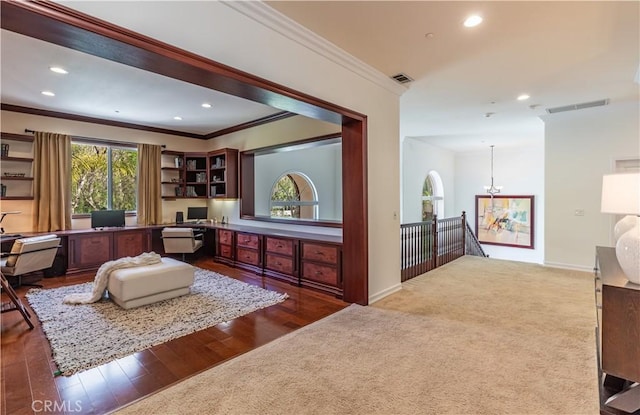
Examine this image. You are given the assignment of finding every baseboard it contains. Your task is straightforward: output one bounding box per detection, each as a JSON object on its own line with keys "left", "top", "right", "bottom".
{"left": 368, "top": 282, "right": 402, "bottom": 304}
{"left": 543, "top": 261, "right": 594, "bottom": 272}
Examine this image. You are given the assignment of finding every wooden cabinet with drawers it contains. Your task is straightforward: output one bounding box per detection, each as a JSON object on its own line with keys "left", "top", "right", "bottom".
{"left": 235, "top": 232, "right": 262, "bottom": 273}
{"left": 215, "top": 228, "right": 235, "bottom": 266}
{"left": 114, "top": 229, "right": 151, "bottom": 258}
{"left": 264, "top": 236, "right": 298, "bottom": 284}
{"left": 212, "top": 226, "right": 343, "bottom": 297}
{"left": 67, "top": 228, "right": 151, "bottom": 274}
{"left": 300, "top": 241, "right": 342, "bottom": 296}
{"left": 68, "top": 233, "right": 114, "bottom": 273}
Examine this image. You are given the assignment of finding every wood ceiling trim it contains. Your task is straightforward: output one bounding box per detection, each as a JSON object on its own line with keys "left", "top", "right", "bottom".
{"left": 1, "top": 104, "right": 298, "bottom": 140}
{"left": 1, "top": 104, "right": 205, "bottom": 139}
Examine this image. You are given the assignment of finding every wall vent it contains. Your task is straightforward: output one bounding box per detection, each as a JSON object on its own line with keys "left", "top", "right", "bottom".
{"left": 545, "top": 99, "right": 609, "bottom": 114}
{"left": 391, "top": 73, "right": 414, "bottom": 84}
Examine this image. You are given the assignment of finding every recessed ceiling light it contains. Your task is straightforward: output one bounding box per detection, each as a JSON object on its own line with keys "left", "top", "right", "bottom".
{"left": 201, "top": 103, "right": 212, "bottom": 108}
{"left": 517, "top": 94, "right": 530, "bottom": 101}
{"left": 464, "top": 15, "right": 483, "bottom": 28}
{"left": 173, "top": 116, "right": 182, "bottom": 121}
{"left": 49, "top": 66, "right": 68, "bottom": 74}
{"left": 41, "top": 91, "right": 55, "bottom": 97}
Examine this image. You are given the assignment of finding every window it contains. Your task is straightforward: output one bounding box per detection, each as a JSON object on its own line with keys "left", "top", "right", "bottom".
{"left": 270, "top": 172, "right": 318, "bottom": 219}
{"left": 71, "top": 142, "right": 137, "bottom": 214}
{"left": 421, "top": 171, "right": 444, "bottom": 221}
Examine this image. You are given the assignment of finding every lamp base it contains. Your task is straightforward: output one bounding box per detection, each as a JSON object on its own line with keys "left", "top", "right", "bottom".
{"left": 616, "top": 221, "right": 640, "bottom": 285}
{"left": 614, "top": 215, "right": 639, "bottom": 241}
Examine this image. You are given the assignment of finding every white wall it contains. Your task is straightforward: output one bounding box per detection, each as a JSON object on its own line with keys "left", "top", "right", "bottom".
{"left": 60, "top": 1, "right": 402, "bottom": 302}
{"left": 209, "top": 115, "right": 343, "bottom": 236}
{"left": 454, "top": 143, "right": 545, "bottom": 264}
{"left": 401, "top": 138, "right": 455, "bottom": 223}
{"left": 543, "top": 100, "right": 640, "bottom": 270}
{"left": 254, "top": 143, "right": 342, "bottom": 221}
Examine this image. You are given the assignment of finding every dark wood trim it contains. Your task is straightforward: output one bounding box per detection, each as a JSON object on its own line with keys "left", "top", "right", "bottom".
{"left": 246, "top": 216, "right": 342, "bottom": 229}
{"left": 0, "top": 132, "right": 34, "bottom": 142}
{"left": 204, "top": 112, "right": 297, "bottom": 139}
{"left": 0, "top": 1, "right": 365, "bottom": 123}
{"left": 239, "top": 152, "right": 255, "bottom": 218}
{"left": 242, "top": 133, "right": 342, "bottom": 156}
{"left": 2, "top": 104, "right": 203, "bottom": 139}
{"left": 341, "top": 118, "right": 368, "bottom": 305}
{"left": 1, "top": 0, "right": 369, "bottom": 305}
{"left": 2, "top": 104, "right": 299, "bottom": 140}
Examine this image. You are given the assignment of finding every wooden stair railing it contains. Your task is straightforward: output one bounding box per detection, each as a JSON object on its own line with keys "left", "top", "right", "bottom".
{"left": 400, "top": 211, "right": 486, "bottom": 282}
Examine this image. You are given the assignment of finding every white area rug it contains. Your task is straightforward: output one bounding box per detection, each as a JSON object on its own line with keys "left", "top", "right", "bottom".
{"left": 26, "top": 267, "right": 288, "bottom": 375}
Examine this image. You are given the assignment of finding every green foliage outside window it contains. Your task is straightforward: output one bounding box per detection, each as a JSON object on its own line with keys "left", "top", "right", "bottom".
{"left": 271, "top": 174, "right": 300, "bottom": 218}
{"left": 71, "top": 143, "right": 137, "bottom": 214}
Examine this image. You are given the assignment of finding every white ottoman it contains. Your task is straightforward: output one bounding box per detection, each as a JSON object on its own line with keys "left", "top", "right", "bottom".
{"left": 108, "top": 257, "right": 195, "bottom": 309}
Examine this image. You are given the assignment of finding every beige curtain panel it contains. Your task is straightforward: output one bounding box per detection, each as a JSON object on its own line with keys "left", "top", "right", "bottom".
{"left": 33, "top": 131, "right": 72, "bottom": 232}
{"left": 137, "top": 143, "right": 163, "bottom": 225}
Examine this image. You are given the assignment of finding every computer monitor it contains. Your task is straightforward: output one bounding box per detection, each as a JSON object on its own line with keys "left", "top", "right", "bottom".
{"left": 186, "top": 207, "right": 208, "bottom": 222}
{"left": 91, "top": 209, "right": 125, "bottom": 229}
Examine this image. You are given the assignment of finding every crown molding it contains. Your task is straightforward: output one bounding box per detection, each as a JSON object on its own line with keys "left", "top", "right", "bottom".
{"left": 223, "top": 1, "right": 407, "bottom": 97}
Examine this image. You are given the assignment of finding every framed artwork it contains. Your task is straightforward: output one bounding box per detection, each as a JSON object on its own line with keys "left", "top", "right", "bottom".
{"left": 475, "top": 195, "right": 535, "bottom": 249}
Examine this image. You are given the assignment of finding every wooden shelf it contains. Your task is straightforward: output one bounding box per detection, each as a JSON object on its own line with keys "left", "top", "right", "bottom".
{"left": 1, "top": 132, "right": 34, "bottom": 200}
{"left": 1, "top": 176, "right": 33, "bottom": 181}
{"left": 1, "top": 156, "right": 33, "bottom": 163}
{"left": 161, "top": 150, "right": 184, "bottom": 156}
{"left": 160, "top": 148, "right": 238, "bottom": 199}
{"left": 0, "top": 196, "right": 34, "bottom": 200}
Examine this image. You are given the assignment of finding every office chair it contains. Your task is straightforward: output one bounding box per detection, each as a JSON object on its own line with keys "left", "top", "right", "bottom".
{"left": 161, "top": 228, "right": 203, "bottom": 262}
{"left": 0, "top": 234, "right": 61, "bottom": 288}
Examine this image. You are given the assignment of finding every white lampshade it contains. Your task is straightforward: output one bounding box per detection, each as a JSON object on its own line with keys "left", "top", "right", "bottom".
{"left": 601, "top": 172, "right": 640, "bottom": 215}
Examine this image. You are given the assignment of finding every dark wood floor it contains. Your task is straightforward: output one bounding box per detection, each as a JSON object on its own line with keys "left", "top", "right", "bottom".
{"left": 1, "top": 257, "right": 348, "bottom": 415}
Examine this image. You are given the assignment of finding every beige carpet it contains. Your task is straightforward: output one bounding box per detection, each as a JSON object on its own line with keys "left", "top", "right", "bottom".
{"left": 116, "top": 256, "right": 599, "bottom": 415}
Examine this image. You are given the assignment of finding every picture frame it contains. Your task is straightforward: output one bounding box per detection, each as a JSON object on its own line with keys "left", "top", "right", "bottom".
{"left": 475, "top": 195, "right": 535, "bottom": 249}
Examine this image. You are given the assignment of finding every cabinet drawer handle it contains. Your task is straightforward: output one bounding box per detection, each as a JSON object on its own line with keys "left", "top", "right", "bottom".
{"left": 276, "top": 261, "right": 282, "bottom": 266}
{"left": 315, "top": 251, "right": 324, "bottom": 255}
{"left": 277, "top": 244, "right": 283, "bottom": 248}
{"left": 245, "top": 255, "right": 251, "bottom": 259}
{"left": 315, "top": 271, "right": 323, "bottom": 275}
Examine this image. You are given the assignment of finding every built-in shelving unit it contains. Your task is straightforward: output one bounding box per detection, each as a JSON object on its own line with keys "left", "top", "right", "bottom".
{"left": 209, "top": 148, "right": 238, "bottom": 199}
{"left": 1, "top": 132, "right": 34, "bottom": 200}
{"left": 160, "top": 148, "right": 238, "bottom": 199}
{"left": 184, "top": 154, "right": 208, "bottom": 198}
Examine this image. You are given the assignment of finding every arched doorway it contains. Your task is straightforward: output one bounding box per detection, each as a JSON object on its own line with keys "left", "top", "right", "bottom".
{"left": 421, "top": 171, "right": 444, "bottom": 221}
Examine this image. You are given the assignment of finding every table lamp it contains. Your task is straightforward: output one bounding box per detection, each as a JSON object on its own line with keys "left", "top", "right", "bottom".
{"left": 601, "top": 172, "right": 640, "bottom": 284}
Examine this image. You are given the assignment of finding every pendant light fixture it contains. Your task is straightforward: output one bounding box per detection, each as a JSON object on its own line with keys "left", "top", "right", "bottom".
{"left": 484, "top": 145, "right": 503, "bottom": 197}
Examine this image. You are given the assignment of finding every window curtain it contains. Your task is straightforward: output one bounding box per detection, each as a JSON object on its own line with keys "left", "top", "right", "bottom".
{"left": 137, "top": 143, "right": 163, "bottom": 225}
{"left": 33, "top": 131, "right": 72, "bottom": 231}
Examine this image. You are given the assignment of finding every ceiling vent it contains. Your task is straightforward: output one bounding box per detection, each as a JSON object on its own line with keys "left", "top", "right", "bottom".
{"left": 545, "top": 99, "right": 609, "bottom": 114}
{"left": 391, "top": 73, "right": 414, "bottom": 84}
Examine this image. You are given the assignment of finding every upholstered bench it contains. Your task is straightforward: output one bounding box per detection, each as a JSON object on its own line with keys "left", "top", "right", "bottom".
{"left": 107, "top": 257, "right": 195, "bottom": 309}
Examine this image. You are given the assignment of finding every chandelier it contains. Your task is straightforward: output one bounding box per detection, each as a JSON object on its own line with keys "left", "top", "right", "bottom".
{"left": 484, "top": 145, "right": 503, "bottom": 197}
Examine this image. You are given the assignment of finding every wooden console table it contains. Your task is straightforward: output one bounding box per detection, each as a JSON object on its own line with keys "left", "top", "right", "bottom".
{"left": 595, "top": 246, "right": 640, "bottom": 415}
